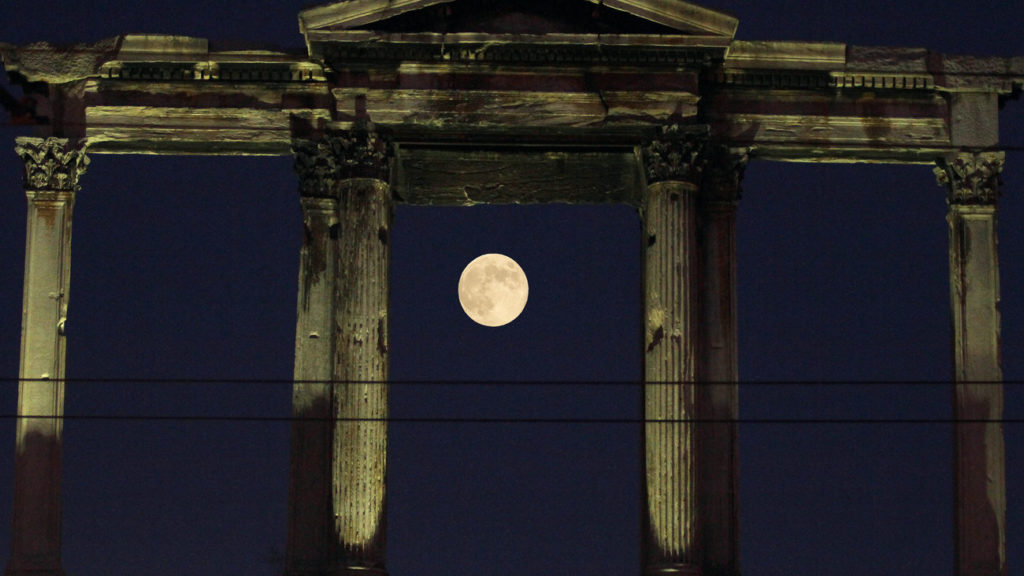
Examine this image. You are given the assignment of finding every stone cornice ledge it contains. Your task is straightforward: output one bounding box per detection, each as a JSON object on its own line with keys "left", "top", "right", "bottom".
{"left": 724, "top": 40, "right": 846, "bottom": 71}
{"left": 299, "top": 0, "right": 450, "bottom": 33}
{"left": 847, "top": 46, "right": 1024, "bottom": 92}
{"left": 721, "top": 41, "right": 1024, "bottom": 94}
{"left": 1, "top": 37, "right": 121, "bottom": 83}
{"left": 1, "top": 35, "right": 324, "bottom": 84}
{"left": 586, "top": 0, "right": 737, "bottom": 36}
{"left": 298, "top": 0, "right": 738, "bottom": 37}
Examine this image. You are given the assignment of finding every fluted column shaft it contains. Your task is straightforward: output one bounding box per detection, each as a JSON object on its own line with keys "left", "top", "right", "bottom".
{"left": 332, "top": 175, "right": 390, "bottom": 574}
{"left": 285, "top": 188, "right": 338, "bottom": 571}
{"left": 6, "top": 137, "right": 88, "bottom": 576}
{"left": 696, "top": 146, "right": 746, "bottom": 576}
{"left": 936, "top": 151, "right": 1006, "bottom": 576}
{"left": 641, "top": 128, "right": 705, "bottom": 576}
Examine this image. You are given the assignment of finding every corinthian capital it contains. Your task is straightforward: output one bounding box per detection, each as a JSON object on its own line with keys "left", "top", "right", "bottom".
{"left": 642, "top": 125, "right": 708, "bottom": 185}
{"left": 293, "top": 138, "right": 340, "bottom": 198}
{"left": 293, "top": 129, "right": 391, "bottom": 197}
{"left": 701, "top": 145, "right": 749, "bottom": 205}
{"left": 14, "top": 137, "right": 89, "bottom": 194}
{"left": 934, "top": 151, "right": 1004, "bottom": 206}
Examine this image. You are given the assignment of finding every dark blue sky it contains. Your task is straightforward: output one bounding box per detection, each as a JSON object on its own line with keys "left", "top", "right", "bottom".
{"left": 1, "top": 1, "right": 1022, "bottom": 575}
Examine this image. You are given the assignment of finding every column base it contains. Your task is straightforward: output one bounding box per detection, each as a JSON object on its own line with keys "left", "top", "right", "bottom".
{"left": 284, "top": 568, "right": 386, "bottom": 576}
{"left": 330, "top": 568, "right": 387, "bottom": 576}
{"left": 645, "top": 564, "right": 702, "bottom": 576}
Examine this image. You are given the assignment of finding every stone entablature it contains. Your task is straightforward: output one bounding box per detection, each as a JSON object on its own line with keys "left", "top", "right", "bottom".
{"left": 2, "top": 26, "right": 1022, "bottom": 160}
{"left": 94, "top": 35, "right": 326, "bottom": 82}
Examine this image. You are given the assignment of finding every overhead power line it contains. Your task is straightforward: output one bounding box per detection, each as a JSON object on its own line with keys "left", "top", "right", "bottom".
{"left": 2, "top": 377, "right": 1021, "bottom": 386}
{"left": 0, "top": 414, "right": 1020, "bottom": 425}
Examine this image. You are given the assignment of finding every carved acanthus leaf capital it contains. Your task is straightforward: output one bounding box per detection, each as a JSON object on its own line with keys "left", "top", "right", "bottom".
{"left": 701, "top": 145, "right": 749, "bottom": 204}
{"left": 15, "top": 137, "right": 89, "bottom": 194}
{"left": 935, "top": 151, "right": 1004, "bottom": 206}
{"left": 293, "top": 138, "right": 338, "bottom": 198}
{"left": 292, "top": 130, "right": 391, "bottom": 197}
{"left": 643, "top": 126, "right": 708, "bottom": 185}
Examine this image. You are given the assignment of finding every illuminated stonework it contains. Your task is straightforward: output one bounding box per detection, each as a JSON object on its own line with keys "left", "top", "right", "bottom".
{"left": 935, "top": 151, "right": 1005, "bottom": 205}
{"left": 15, "top": 137, "right": 89, "bottom": 193}
{"left": 7, "top": 137, "right": 87, "bottom": 576}
{"left": 642, "top": 126, "right": 708, "bottom": 185}
{"left": 2, "top": 1, "right": 1020, "bottom": 575}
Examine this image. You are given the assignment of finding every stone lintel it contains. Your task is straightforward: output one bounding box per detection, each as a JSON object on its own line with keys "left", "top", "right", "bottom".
{"left": 83, "top": 107, "right": 331, "bottom": 155}
{"left": 331, "top": 87, "right": 699, "bottom": 130}
{"left": 82, "top": 96, "right": 331, "bottom": 156}
{"left": 704, "top": 81, "right": 952, "bottom": 158}
{"left": 744, "top": 145, "right": 951, "bottom": 165}
{"left": 710, "top": 113, "right": 950, "bottom": 156}
{"left": 395, "top": 146, "right": 642, "bottom": 205}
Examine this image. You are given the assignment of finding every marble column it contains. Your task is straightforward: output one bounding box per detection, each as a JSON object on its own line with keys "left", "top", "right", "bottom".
{"left": 640, "top": 127, "right": 706, "bottom": 576}
{"left": 935, "top": 151, "right": 1006, "bottom": 576}
{"left": 286, "top": 129, "right": 392, "bottom": 575}
{"left": 6, "top": 137, "right": 88, "bottom": 576}
{"left": 697, "top": 146, "right": 746, "bottom": 576}
{"left": 286, "top": 139, "right": 342, "bottom": 575}
{"left": 332, "top": 138, "right": 391, "bottom": 575}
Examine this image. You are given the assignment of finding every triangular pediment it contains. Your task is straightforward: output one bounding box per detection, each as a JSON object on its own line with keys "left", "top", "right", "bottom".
{"left": 299, "top": 0, "right": 737, "bottom": 38}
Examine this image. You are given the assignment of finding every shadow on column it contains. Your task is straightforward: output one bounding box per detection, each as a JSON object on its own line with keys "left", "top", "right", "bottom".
{"left": 6, "top": 430, "right": 65, "bottom": 576}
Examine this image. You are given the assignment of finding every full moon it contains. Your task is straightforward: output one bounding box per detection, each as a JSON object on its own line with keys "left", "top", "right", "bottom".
{"left": 458, "top": 253, "right": 529, "bottom": 327}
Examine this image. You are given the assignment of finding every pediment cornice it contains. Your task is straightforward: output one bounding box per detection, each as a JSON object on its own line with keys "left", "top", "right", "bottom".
{"left": 299, "top": 0, "right": 738, "bottom": 37}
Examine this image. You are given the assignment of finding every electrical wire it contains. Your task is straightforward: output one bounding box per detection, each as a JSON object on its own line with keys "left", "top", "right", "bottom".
{"left": 1, "top": 377, "right": 1022, "bottom": 385}
{"left": 0, "top": 414, "right": 1019, "bottom": 424}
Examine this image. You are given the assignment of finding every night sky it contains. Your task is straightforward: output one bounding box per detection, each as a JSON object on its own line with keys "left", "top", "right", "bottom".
{"left": 1, "top": 1, "right": 1023, "bottom": 575}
